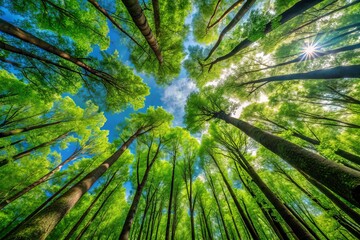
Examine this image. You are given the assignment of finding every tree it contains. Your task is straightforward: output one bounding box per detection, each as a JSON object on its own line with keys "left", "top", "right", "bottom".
{"left": 185, "top": 90, "right": 360, "bottom": 206}
{"left": 7, "top": 107, "right": 172, "bottom": 239}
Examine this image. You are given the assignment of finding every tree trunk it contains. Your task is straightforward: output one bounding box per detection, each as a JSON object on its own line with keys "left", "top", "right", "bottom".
{"left": 240, "top": 65, "right": 360, "bottom": 86}
{"left": 151, "top": 0, "right": 161, "bottom": 37}
{"left": 216, "top": 111, "right": 360, "bottom": 206}
{"left": 165, "top": 153, "right": 176, "bottom": 240}
{"left": 7, "top": 128, "right": 142, "bottom": 240}
{"left": 335, "top": 149, "right": 360, "bottom": 166}
{"left": 0, "top": 19, "right": 113, "bottom": 83}
{"left": 205, "top": 0, "right": 254, "bottom": 60}
{"left": 119, "top": 142, "right": 161, "bottom": 240}
{"left": 2, "top": 170, "right": 84, "bottom": 238}
{"left": 207, "top": 173, "right": 232, "bottom": 240}
{"left": 0, "top": 131, "right": 70, "bottom": 168}
{"left": 199, "top": 200, "right": 213, "bottom": 240}
{"left": 75, "top": 186, "right": 117, "bottom": 240}
{"left": 122, "top": 0, "right": 163, "bottom": 63}
{"left": 208, "top": 0, "right": 323, "bottom": 67}
{"left": 0, "top": 120, "right": 62, "bottom": 138}
{"left": 221, "top": 187, "right": 242, "bottom": 239}
{"left": 209, "top": 155, "right": 259, "bottom": 239}
{"left": 206, "top": 0, "right": 222, "bottom": 29}
{"left": 208, "top": 0, "right": 244, "bottom": 29}
{"left": 87, "top": 0, "right": 146, "bottom": 52}
{"left": 64, "top": 172, "right": 117, "bottom": 240}
{"left": 234, "top": 163, "right": 290, "bottom": 240}
{"left": 0, "top": 147, "right": 79, "bottom": 209}
{"left": 0, "top": 139, "right": 24, "bottom": 150}
{"left": 289, "top": 0, "right": 360, "bottom": 34}
{"left": 301, "top": 171, "right": 360, "bottom": 224}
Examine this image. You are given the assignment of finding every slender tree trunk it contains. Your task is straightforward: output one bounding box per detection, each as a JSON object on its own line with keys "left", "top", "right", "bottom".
{"left": 335, "top": 149, "right": 360, "bottom": 166}
{"left": 165, "top": 153, "right": 176, "bottom": 240}
{"left": 208, "top": 0, "right": 323, "bottom": 67}
{"left": 137, "top": 189, "right": 156, "bottom": 240}
{"left": 213, "top": 151, "right": 315, "bottom": 239}
{"left": 7, "top": 128, "right": 142, "bottom": 240}
{"left": 206, "top": 0, "right": 222, "bottom": 29}
{"left": 0, "top": 147, "right": 78, "bottom": 209}
{"left": 289, "top": 0, "right": 360, "bottom": 34}
{"left": 234, "top": 163, "right": 290, "bottom": 240}
{"left": 87, "top": 0, "right": 146, "bottom": 52}
{"left": 0, "top": 19, "right": 113, "bottom": 82}
{"left": 0, "top": 131, "right": 70, "bottom": 168}
{"left": 64, "top": 172, "right": 117, "bottom": 240}
{"left": 199, "top": 200, "right": 213, "bottom": 240}
{"left": 0, "top": 120, "right": 62, "bottom": 138}
{"left": 208, "top": 0, "right": 244, "bottom": 29}
{"left": 240, "top": 65, "right": 360, "bottom": 86}
{"left": 207, "top": 174, "right": 231, "bottom": 240}
{"left": 215, "top": 111, "right": 360, "bottom": 206}
{"left": 301, "top": 171, "right": 360, "bottom": 224}
{"left": 119, "top": 142, "right": 161, "bottom": 240}
{"left": 209, "top": 154, "right": 260, "bottom": 239}
{"left": 284, "top": 204, "right": 322, "bottom": 240}
{"left": 221, "top": 187, "right": 242, "bottom": 239}
{"left": 75, "top": 186, "right": 117, "bottom": 240}
{"left": 122, "top": 0, "right": 163, "bottom": 63}
{"left": 205, "top": 0, "right": 254, "bottom": 60}
{"left": 171, "top": 188, "right": 179, "bottom": 240}
{"left": 151, "top": 0, "right": 161, "bottom": 37}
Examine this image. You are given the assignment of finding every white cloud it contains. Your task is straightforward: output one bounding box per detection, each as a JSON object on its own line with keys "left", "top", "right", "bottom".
{"left": 161, "top": 78, "right": 198, "bottom": 126}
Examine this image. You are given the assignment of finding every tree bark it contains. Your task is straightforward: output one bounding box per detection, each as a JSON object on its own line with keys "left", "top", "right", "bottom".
{"left": 0, "top": 19, "right": 114, "bottom": 83}
{"left": 7, "top": 128, "right": 142, "bottom": 240}
{"left": 240, "top": 65, "right": 360, "bottom": 86}
{"left": 122, "top": 0, "right": 163, "bottom": 63}
{"left": 216, "top": 111, "right": 360, "bottom": 206}
{"left": 205, "top": 0, "right": 254, "bottom": 60}
{"left": 208, "top": 0, "right": 323, "bottom": 67}
{"left": 0, "top": 147, "right": 79, "bottom": 209}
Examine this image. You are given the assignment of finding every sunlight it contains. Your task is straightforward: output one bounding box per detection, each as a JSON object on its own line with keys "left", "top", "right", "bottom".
{"left": 301, "top": 41, "right": 321, "bottom": 61}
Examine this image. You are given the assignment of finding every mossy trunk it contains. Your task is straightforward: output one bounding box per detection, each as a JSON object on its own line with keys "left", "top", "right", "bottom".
{"left": 7, "top": 129, "right": 141, "bottom": 240}
{"left": 216, "top": 112, "right": 360, "bottom": 206}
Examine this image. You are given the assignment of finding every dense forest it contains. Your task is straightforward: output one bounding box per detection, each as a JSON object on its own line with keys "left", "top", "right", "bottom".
{"left": 0, "top": 0, "right": 359, "bottom": 239}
